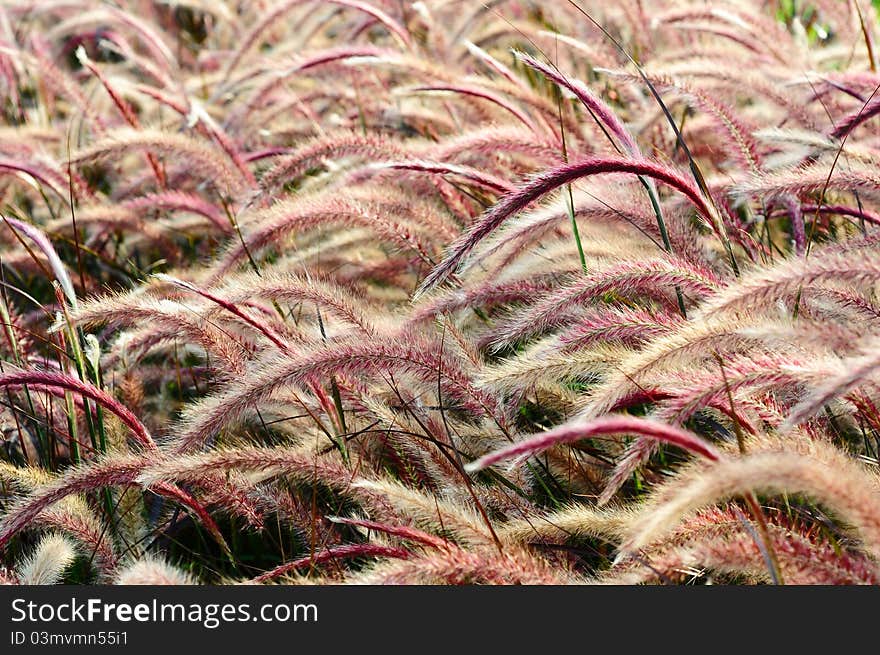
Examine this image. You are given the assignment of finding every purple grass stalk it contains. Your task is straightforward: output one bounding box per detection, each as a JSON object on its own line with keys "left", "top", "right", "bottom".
{"left": 194, "top": 474, "right": 265, "bottom": 529}
{"left": 488, "top": 258, "right": 722, "bottom": 347}
{"left": 354, "top": 545, "right": 571, "bottom": 584}
{"left": 243, "top": 148, "right": 292, "bottom": 162}
{"left": 428, "top": 127, "right": 562, "bottom": 164}
{"left": 172, "top": 337, "right": 506, "bottom": 453}
{"left": 131, "top": 83, "right": 189, "bottom": 115}
{"left": 0, "top": 370, "right": 155, "bottom": 451}
{"left": 463, "top": 41, "right": 520, "bottom": 85}
{"left": 465, "top": 416, "right": 720, "bottom": 473}
{"left": 559, "top": 306, "right": 681, "bottom": 352}
{"left": 598, "top": 436, "right": 662, "bottom": 506}
{"left": 257, "top": 132, "right": 408, "bottom": 195}
{"left": 409, "top": 84, "right": 542, "bottom": 136}
{"left": 328, "top": 516, "right": 451, "bottom": 549}
{"left": 186, "top": 103, "right": 258, "bottom": 188}
{"left": 150, "top": 481, "right": 230, "bottom": 556}
{"left": 416, "top": 156, "right": 720, "bottom": 296}
{"left": 103, "top": 5, "right": 177, "bottom": 72}
{"left": 409, "top": 277, "right": 559, "bottom": 324}
{"left": 29, "top": 38, "right": 108, "bottom": 134}
{"left": 154, "top": 274, "right": 292, "bottom": 354}
{"left": 2, "top": 216, "right": 76, "bottom": 309}
{"left": 0, "top": 456, "right": 151, "bottom": 551}
{"left": 291, "top": 45, "right": 390, "bottom": 73}
{"left": 210, "top": 196, "right": 438, "bottom": 279}
{"left": 0, "top": 159, "right": 70, "bottom": 204}
{"left": 655, "top": 353, "right": 805, "bottom": 427}
{"left": 93, "top": 29, "right": 173, "bottom": 88}
{"left": 216, "top": 273, "right": 377, "bottom": 336}
{"left": 0, "top": 455, "right": 227, "bottom": 555}
{"left": 67, "top": 128, "right": 251, "bottom": 197}
{"left": 252, "top": 543, "right": 412, "bottom": 583}
{"left": 516, "top": 52, "right": 639, "bottom": 155}
{"left": 371, "top": 160, "right": 516, "bottom": 194}
{"left": 223, "top": 0, "right": 411, "bottom": 82}
{"left": 831, "top": 94, "right": 880, "bottom": 140}
{"left": 75, "top": 47, "right": 166, "bottom": 188}
{"left": 121, "top": 192, "right": 231, "bottom": 233}
{"left": 799, "top": 203, "right": 880, "bottom": 226}
{"left": 784, "top": 345, "right": 880, "bottom": 429}
{"left": 230, "top": 46, "right": 393, "bottom": 127}
{"left": 635, "top": 71, "right": 763, "bottom": 172}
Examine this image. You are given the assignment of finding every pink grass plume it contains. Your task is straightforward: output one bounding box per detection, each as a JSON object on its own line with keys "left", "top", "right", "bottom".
{"left": 465, "top": 416, "right": 721, "bottom": 473}
{"left": 416, "top": 156, "right": 717, "bottom": 297}
{"left": 2, "top": 215, "right": 77, "bottom": 309}
{"left": 0, "top": 370, "right": 156, "bottom": 451}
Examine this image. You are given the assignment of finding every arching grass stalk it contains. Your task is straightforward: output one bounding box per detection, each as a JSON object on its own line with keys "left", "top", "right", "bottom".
{"left": 565, "top": 0, "right": 740, "bottom": 277}
{"left": 525, "top": 51, "right": 686, "bottom": 314}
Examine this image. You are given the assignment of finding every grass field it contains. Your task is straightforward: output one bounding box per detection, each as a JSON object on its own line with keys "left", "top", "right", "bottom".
{"left": 1, "top": 0, "right": 880, "bottom": 585}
